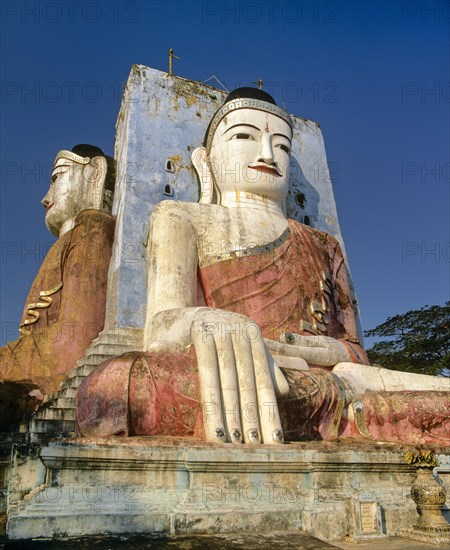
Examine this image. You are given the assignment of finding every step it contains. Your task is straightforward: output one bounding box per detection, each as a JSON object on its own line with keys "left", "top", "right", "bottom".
{"left": 96, "top": 328, "right": 143, "bottom": 346}
{"left": 42, "top": 387, "right": 75, "bottom": 406}
{"left": 59, "top": 376, "right": 86, "bottom": 391}
{"left": 59, "top": 386, "right": 78, "bottom": 398}
{"left": 52, "top": 397, "right": 76, "bottom": 409}
{"left": 0, "top": 433, "right": 28, "bottom": 446}
{"left": 88, "top": 335, "right": 101, "bottom": 346}
{"left": 28, "top": 418, "right": 76, "bottom": 434}
{"left": 72, "top": 344, "right": 141, "bottom": 370}
{"left": 81, "top": 351, "right": 136, "bottom": 368}
{"left": 35, "top": 408, "right": 76, "bottom": 422}
{"left": 47, "top": 386, "right": 78, "bottom": 402}
{"left": 75, "top": 352, "right": 112, "bottom": 368}
{"left": 29, "top": 431, "right": 76, "bottom": 444}
{"left": 70, "top": 364, "right": 97, "bottom": 378}
{"left": 85, "top": 343, "right": 139, "bottom": 358}
{"left": 35, "top": 397, "right": 75, "bottom": 418}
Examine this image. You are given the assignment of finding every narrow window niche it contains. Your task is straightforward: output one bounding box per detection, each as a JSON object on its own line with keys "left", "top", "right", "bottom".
{"left": 163, "top": 183, "right": 174, "bottom": 197}
{"left": 295, "top": 192, "right": 306, "bottom": 208}
{"left": 165, "top": 159, "right": 175, "bottom": 173}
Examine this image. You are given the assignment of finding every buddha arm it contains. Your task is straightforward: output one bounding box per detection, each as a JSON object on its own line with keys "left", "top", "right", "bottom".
{"left": 144, "top": 200, "right": 200, "bottom": 347}
{"left": 144, "top": 201, "right": 287, "bottom": 445}
{"left": 329, "top": 236, "right": 369, "bottom": 364}
{"left": 54, "top": 210, "right": 115, "bottom": 358}
{"left": 267, "top": 230, "right": 369, "bottom": 367}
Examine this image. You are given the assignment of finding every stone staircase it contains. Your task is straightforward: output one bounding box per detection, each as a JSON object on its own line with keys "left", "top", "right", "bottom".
{"left": 21, "top": 328, "right": 143, "bottom": 440}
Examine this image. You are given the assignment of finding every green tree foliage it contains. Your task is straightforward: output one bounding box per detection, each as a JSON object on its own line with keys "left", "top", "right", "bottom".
{"left": 364, "top": 302, "right": 450, "bottom": 377}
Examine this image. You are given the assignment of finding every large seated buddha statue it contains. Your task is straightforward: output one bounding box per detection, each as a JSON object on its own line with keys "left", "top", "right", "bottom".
{"left": 76, "top": 89, "right": 449, "bottom": 446}
{"left": 0, "top": 145, "right": 116, "bottom": 428}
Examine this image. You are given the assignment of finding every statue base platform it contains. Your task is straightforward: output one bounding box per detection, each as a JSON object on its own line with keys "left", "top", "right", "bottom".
{"left": 400, "top": 527, "right": 450, "bottom": 547}
{"left": 5, "top": 438, "right": 450, "bottom": 543}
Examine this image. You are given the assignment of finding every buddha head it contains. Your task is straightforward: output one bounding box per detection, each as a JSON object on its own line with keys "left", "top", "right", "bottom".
{"left": 192, "top": 87, "right": 293, "bottom": 208}
{"left": 42, "top": 144, "right": 116, "bottom": 237}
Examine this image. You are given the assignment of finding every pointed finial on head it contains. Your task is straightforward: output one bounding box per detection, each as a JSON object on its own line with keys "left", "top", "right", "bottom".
{"left": 251, "top": 79, "right": 264, "bottom": 90}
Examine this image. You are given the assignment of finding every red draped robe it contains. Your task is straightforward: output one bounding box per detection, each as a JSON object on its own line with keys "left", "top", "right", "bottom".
{"left": 76, "top": 220, "right": 449, "bottom": 445}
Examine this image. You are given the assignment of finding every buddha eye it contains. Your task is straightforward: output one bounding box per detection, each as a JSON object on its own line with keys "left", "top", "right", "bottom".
{"left": 51, "top": 174, "right": 58, "bottom": 183}
{"left": 276, "top": 144, "right": 290, "bottom": 154}
{"left": 231, "top": 133, "right": 254, "bottom": 140}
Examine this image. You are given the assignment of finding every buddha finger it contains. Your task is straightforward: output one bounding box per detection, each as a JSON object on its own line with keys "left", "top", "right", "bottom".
{"left": 266, "top": 339, "right": 341, "bottom": 366}
{"left": 215, "top": 332, "right": 243, "bottom": 443}
{"left": 280, "top": 332, "right": 323, "bottom": 348}
{"left": 192, "top": 328, "right": 226, "bottom": 443}
{"left": 251, "top": 336, "right": 284, "bottom": 444}
{"left": 281, "top": 332, "right": 344, "bottom": 353}
{"left": 290, "top": 345, "right": 342, "bottom": 366}
{"left": 233, "top": 333, "right": 261, "bottom": 444}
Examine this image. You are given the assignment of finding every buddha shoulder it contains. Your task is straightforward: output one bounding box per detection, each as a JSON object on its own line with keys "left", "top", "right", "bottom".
{"left": 151, "top": 200, "right": 226, "bottom": 228}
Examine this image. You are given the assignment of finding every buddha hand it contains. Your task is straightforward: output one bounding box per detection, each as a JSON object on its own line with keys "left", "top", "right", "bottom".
{"left": 190, "top": 308, "right": 287, "bottom": 445}
{"left": 277, "top": 333, "right": 351, "bottom": 366}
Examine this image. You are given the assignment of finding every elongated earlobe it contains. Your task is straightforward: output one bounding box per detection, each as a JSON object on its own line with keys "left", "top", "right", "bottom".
{"left": 191, "top": 147, "right": 214, "bottom": 204}
{"left": 86, "top": 156, "right": 108, "bottom": 211}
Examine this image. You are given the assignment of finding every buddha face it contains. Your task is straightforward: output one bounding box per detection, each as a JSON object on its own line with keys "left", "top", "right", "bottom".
{"left": 42, "top": 157, "right": 90, "bottom": 236}
{"left": 208, "top": 108, "right": 292, "bottom": 204}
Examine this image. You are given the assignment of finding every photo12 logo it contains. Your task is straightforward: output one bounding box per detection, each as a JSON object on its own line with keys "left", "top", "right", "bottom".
{"left": 402, "top": 162, "right": 450, "bottom": 184}
{"left": 402, "top": 1, "right": 450, "bottom": 23}
{"left": 1, "top": 2, "right": 139, "bottom": 24}
{"left": 402, "top": 82, "right": 450, "bottom": 104}
{"left": 202, "top": 481, "right": 304, "bottom": 503}
{"left": 402, "top": 242, "right": 449, "bottom": 263}
{"left": 201, "top": 2, "right": 341, "bottom": 24}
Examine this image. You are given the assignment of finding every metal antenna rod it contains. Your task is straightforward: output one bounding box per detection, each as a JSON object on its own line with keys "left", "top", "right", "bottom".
{"left": 168, "top": 48, "right": 181, "bottom": 76}
{"left": 251, "top": 79, "right": 264, "bottom": 90}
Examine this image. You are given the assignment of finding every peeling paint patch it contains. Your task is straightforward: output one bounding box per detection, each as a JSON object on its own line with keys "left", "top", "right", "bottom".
{"left": 185, "top": 95, "right": 198, "bottom": 108}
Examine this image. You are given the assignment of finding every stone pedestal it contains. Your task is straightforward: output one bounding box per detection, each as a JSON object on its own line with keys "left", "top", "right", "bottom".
{"left": 6, "top": 439, "right": 449, "bottom": 542}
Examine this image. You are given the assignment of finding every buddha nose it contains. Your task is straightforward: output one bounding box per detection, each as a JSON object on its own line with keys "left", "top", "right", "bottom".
{"left": 256, "top": 132, "right": 275, "bottom": 165}
{"left": 41, "top": 192, "right": 51, "bottom": 208}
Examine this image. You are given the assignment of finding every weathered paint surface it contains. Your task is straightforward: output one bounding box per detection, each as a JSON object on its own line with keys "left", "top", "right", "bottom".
{"left": 0, "top": 210, "right": 115, "bottom": 398}
{"left": 10, "top": 439, "right": 449, "bottom": 541}
{"left": 106, "top": 65, "right": 362, "bottom": 337}
{"left": 77, "top": 350, "right": 450, "bottom": 446}
{"left": 339, "top": 390, "right": 450, "bottom": 446}
{"left": 76, "top": 350, "right": 202, "bottom": 438}
{"left": 198, "top": 218, "right": 364, "bottom": 349}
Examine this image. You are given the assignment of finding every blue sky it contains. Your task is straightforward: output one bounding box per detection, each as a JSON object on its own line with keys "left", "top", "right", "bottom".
{"left": 1, "top": 0, "right": 449, "bottom": 346}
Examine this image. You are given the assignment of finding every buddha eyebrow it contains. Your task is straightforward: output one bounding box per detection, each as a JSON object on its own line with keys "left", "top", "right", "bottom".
{"left": 273, "top": 133, "right": 292, "bottom": 144}
{"left": 51, "top": 166, "right": 70, "bottom": 174}
{"left": 222, "top": 123, "right": 260, "bottom": 135}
